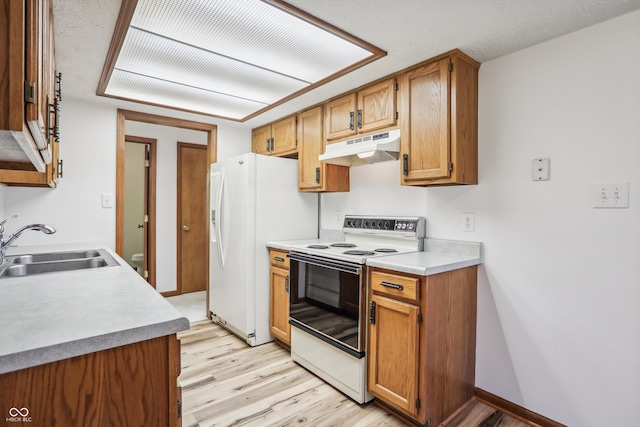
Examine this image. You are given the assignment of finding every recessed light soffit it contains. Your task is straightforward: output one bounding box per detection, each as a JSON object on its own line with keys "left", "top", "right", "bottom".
{"left": 98, "top": 0, "right": 386, "bottom": 121}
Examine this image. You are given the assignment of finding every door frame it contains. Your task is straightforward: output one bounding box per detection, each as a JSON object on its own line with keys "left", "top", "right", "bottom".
{"left": 116, "top": 110, "right": 217, "bottom": 302}
{"left": 176, "top": 142, "right": 208, "bottom": 295}
{"left": 124, "top": 135, "right": 157, "bottom": 287}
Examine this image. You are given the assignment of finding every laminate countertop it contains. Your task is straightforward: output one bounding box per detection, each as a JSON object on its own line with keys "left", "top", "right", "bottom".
{"left": 0, "top": 243, "right": 189, "bottom": 374}
{"left": 267, "top": 237, "right": 483, "bottom": 276}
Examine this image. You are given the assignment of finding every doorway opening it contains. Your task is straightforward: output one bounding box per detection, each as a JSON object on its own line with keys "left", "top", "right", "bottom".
{"left": 116, "top": 110, "right": 217, "bottom": 307}
{"left": 123, "top": 135, "right": 156, "bottom": 286}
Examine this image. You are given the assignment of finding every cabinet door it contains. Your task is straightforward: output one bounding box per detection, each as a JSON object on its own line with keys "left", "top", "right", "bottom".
{"left": 357, "top": 78, "right": 396, "bottom": 134}
{"left": 400, "top": 58, "right": 451, "bottom": 183}
{"left": 252, "top": 125, "right": 271, "bottom": 155}
{"left": 24, "top": 0, "right": 49, "bottom": 152}
{"left": 368, "top": 294, "right": 420, "bottom": 416}
{"left": 298, "top": 106, "right": 324, "bottom": 190}
{"left": 270, "top": 265, "right": 291, "bottom": 345}
{"left": 271, "top": 116, "right": 297, "bottom": 156}
{"left": 298, "top": 106, "right": 350, "bottom": 192}
{"left": 325, "top": 93, "right": 356, "bottom": 141}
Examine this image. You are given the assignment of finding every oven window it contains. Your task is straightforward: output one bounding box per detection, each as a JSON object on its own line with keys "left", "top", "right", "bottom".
{"left": 290, "top": 262, "right": 361, "bottom": 351}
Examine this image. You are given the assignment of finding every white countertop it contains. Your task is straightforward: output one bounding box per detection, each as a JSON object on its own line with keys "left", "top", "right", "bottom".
{"left": 0, "top": 243, "right": 189, "bottom": 374}
{"left": 267, "top": 237, "right": 483, "bottom": 276}
{"left": 366, "top": 238, "right": 483, "bottom": 275}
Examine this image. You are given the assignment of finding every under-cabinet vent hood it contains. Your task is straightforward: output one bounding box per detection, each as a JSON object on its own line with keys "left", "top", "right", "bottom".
{"left": 319, "top": 129, "right": 400, "bottom": 166}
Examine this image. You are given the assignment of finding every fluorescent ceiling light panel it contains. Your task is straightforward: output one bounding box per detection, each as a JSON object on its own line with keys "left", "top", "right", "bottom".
{"left": 99, "top": 0, "right": 386, "bottom": 121}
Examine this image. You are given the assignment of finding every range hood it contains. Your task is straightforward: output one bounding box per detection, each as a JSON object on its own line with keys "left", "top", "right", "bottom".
{"left": 319, "top": 129, "right": 400, "bottom": 166}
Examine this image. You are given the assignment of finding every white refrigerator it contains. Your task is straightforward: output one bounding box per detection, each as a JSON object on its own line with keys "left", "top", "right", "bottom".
{"left": 209, "top": 153, "right": 318, "bottom": 346}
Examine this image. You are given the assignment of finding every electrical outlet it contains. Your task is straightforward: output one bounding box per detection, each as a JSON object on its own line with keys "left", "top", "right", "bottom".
{"left": 461, "top": 212, "right": 475, "bottom": 232}
{"left": 592, "top": 182, "right": 629, "bottom": 208}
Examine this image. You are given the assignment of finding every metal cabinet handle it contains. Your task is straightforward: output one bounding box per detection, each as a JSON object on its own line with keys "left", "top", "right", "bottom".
{"left": 183, "top": 225, "right": 190, "bottom": 231}
{"left": 266, "top": 138, "right": 270, "bottom": 152}
{"left": 273, "top": 256, "right": 285, "bottom": 262}
{"left": 381, "top": 281, "right": 404, "bottom": 291}
{"left": 357, "top": 109, "right": 362, "bottom": 129}
{"left": 285, "top": 275, "right": 290, "bottom": 293}
{"left": 349, "top": 111, "right": 355, "bottom": 131}
{"left": 402, "top": 154, "right": 409, "bottom": 176}
{"left": 271, "top": 137, "right": 275, "bottom": 152}
{"left": 315, "top": 167, "right": 320, "bottom": 184}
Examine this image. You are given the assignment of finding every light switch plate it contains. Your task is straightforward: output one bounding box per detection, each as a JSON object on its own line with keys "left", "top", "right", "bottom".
{"left": 532, "top": 158, "right": 550, "bottom": 181}
{"left": 592, "top": 182, "right": 629, "bottom": 208}
{"left": 101, "top": 193, "right": 114, "bottom": 209}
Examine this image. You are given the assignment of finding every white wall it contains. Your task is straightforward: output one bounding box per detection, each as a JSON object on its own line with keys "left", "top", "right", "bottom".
{"left": 2, "top": 98, "right": 250, "bottom": 293}
{"left": 321, "top": 10, "right": 640, "bottom": 426}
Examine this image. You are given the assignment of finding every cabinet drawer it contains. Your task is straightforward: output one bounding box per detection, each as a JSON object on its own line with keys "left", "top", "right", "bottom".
{"left": 269, "top": 249, "right": 289, "bottom": 269}
{"left": 370, "top": 270, "right": 419, "bottom": 301}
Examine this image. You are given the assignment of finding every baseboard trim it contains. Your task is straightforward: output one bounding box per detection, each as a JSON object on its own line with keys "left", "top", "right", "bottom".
{"left": 474, "top": 388, "right": 567, "bottom": 427}
{"left": 161, "top": 290, "right": 179, "bottom": 297}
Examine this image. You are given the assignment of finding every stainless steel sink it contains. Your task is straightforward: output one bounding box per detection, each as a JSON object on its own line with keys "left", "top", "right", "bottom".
{"left": 0, "top": 249, "right": 119, "bottom": 278}
{"left": 10, "top": 250, "right": 102, "bottom": 264}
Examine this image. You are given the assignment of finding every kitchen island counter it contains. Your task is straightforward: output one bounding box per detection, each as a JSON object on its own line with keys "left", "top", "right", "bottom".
{"left": 0, "top": 242, "right": 189, "bottom": 374}
{"left": 366, "top": 238, "right": 483, "bottom": 275}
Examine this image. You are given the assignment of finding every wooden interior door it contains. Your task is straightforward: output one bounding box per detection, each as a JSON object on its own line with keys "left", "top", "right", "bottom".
{"left": 177, "top": 142, "right": 208, "bottom": 294}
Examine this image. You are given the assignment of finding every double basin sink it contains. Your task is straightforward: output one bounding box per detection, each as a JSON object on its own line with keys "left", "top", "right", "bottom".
{"left": 0, "top": 249, "right": 120, "bottom": 278}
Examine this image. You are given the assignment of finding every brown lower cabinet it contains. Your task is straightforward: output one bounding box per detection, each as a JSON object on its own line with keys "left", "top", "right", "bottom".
{"left": 367, "top": 266, "right": 477, "bottom": 426}
{"left": 269, "top": 248, "right": 291, "bottom": 347}
{"left": 0, "top": 335, "right": 182, "bottom": 427}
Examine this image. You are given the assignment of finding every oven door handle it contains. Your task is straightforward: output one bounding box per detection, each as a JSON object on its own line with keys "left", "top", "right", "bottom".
{"left": 287, "top": 252, "right": 362, "bottom": 274}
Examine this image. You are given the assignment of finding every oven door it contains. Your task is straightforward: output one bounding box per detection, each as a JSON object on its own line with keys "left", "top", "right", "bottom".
{"left": 287, "top": 252, "right": 365, "bottom": 358}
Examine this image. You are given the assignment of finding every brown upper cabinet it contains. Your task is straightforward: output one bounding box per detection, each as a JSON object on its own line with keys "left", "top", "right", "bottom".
{"left": 0, "top": 0, "right": 61, "bottom": 187}
{"left": 297, "top": 106, "right": 349, "bottom": 192}
{"left": 325, "top": 78, "right": 397, "bottom": 141}
{"left": 399, "top": 51, "right": 479, "bottom": 186}
{"left": 251, "top": 115, "right": 297, "bottom": 157}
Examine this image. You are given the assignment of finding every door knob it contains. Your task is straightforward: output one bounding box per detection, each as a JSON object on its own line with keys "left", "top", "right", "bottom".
{"left": 137, "top": 224, "right": 144, "bottom": 229}
{"left": 183, "top": 225, "right": 190, "bottom": 231}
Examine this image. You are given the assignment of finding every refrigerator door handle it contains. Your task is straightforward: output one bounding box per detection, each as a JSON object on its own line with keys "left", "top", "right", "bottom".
{"left": 215, "top": 169, "right": 226, "bottom": 268}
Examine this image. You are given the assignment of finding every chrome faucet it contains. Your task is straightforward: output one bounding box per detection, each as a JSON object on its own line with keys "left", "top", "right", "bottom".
{"left": 0, "top": 216, "right": 56, "bottom": 265}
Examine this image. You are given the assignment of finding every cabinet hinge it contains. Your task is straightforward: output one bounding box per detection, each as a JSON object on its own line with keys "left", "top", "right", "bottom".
{"left": 143, "top": 270, "right": 149, "bottom": 279}
{"left": 416, "top": 398, "right": 421, "bottom": 410}
{"left": 24, "top": 81, "right": 35, "bottom": 103}
{"left": 57, "top": 159, "right": 64, "bottom": 179}
{"left": 369, "top": 301, "right": 377, "bottom": 325}
{"left": 144, "top": 159, "right": 150, "bottom": 167}
{"left": 417, "top": 313, "right": 422, "bottom": 324}
{"left": 177, "top": 400, "right": 182, "bottom": 418}
{"left": 449, "top": 62, "right": 453, "bottom": 72}
{"left": 395, "top": 82, "right": 398, "bottom": 91}
{"left": 448, "top": 162, "right": 453, "bottom": 171}
{"left": 144, "top": 215, "right": 149, "bottom": 223}
{"left": 395, "top": 112, "right": 398, "bottom": 120}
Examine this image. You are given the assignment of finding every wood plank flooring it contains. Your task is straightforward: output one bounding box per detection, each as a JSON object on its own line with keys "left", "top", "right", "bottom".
{"left": 178, "top": 321, "right": 534, "bottom": 427}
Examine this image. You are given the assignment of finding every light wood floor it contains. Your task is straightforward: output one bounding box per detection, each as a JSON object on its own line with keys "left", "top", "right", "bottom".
{"left": 178, "top": 321, "right": 533, "bottom": 427}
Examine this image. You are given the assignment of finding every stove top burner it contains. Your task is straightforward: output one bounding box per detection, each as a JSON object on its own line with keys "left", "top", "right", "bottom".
{"left": 330, "top": 243, "right": 357, "bottom": 248}
{"left": 343, "top": 250, "right": 376, "bottom": 256}
{"left": 374, "top": 248, "right": 398, "bottom": 253}
{"left": 307, "top": 244, "right": 329, "bottom": 249}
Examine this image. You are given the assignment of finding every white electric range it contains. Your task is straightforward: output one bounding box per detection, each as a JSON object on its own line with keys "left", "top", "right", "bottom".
{"left": 286, "top": 215, "right": 426, "bottom": 403}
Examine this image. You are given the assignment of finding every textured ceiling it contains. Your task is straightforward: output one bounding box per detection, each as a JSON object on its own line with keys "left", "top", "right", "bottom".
{"left": 52, "top": 0, "right": 640, "bottom": 126}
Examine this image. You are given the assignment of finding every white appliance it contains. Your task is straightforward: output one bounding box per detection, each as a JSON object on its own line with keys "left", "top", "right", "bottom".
{"left": 209, "top": 153, "right": 318, "bottom": 346}
{"left": 287, "top": 215, "right": 426, "bottom": 403}
{"left": 318, "top": 129, "right": 400, "bottom": 166}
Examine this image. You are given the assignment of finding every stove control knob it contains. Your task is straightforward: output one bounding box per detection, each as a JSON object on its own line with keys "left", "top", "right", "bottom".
{"left": 408, "top": 222, "right": 414, "bottom": 230}
{"left": 384, "top": 221, "right": 390, "bottom": 229}
{"left": 364, "top": 220, "right": 370, "bottom": 227}
{"left": 377, "top": 221, "right": 383, "bottom": 228}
